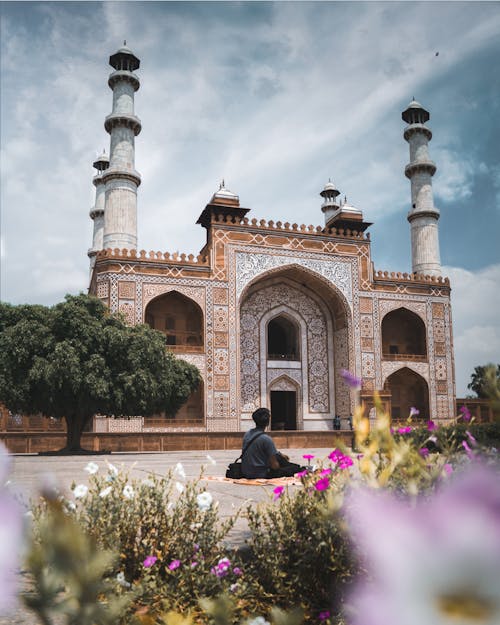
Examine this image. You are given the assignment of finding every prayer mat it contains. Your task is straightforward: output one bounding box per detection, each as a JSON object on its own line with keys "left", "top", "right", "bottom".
{"left": 203, "top": 475, "right": 301, "bottom": 486}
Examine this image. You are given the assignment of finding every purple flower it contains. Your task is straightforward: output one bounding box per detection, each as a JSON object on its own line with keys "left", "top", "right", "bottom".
{"left": 211, "top": 557, "right": 232, "bottom": 578}
{"left": 466, "top": 430, "right": 477, "bottom": 446}
{"left": 143, "top": 555, "right": 158, "bottom": 568}
{"left": 191, "top": 561, "right": 198, "bottom": 568}
{"left": 340, "top": 369, "right": 362, "bottom": 389}
{"left": 168, "top": 559, "right": 181, "bottom": 570}
{"left": 409, "top": 406, "right": 420, "bottom": 418}
{"left": 442, "top": 463, "right": 453, "bottom": 476}
{"left": 419, "top": 447, "right": 430, "bottom": 458}
{"left": 315, "top": 477, "right": 330, "bottom": 491}
{"left": 273, "top": 486, "right": 284, "bottom": 500}
{"left": 460, "top": 405, "right": 472, "bottom": 422}
{"left": 462, "top": 440, "right": 474, "bottom": 459}
{"left": 397, "top": 426, "right": 412, "bottom": 434}
{"left": 345, "top": 466, "right": 500, "bottom": 625}
{"left": 295, "top": 469, "right": 308, "bottom": 478}
{"left": 232, "top": 567, "right": 242, "bottom": 576}
{"left": 427, "top": 420, "right": 437, "bottom": 431}
{"left": 303, "top": 453, "right": 315, "bottom": 460}
{"left": 318, "top": 611, "right": 331, "bottom": 622}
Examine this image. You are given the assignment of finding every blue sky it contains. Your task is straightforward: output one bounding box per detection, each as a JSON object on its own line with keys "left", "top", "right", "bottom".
{"left": 1, "top": 1, "right": 499, "bottom": 395}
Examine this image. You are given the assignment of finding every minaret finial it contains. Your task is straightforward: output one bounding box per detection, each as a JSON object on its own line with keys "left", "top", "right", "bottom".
{"left": 124, "top": 39, "right": 127, "bottom": 46}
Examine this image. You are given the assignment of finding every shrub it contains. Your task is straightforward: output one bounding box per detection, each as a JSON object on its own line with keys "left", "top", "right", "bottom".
{"left": 243, "top": 468, "right": 357, "bottom": 622}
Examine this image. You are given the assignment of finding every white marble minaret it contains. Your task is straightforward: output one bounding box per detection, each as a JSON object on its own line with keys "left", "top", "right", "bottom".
{"left": 102, "top": 43, "right": 141, "bottom": 251}
{"left": 402, "top": 99, "right": 441, "bottom": 276}
{"left": 88, "top": 150, "right": 109, "bottom": 274}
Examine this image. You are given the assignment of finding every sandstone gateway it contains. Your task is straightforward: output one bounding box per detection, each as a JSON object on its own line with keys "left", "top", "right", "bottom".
{"left": 89, "top": 45, "right": 454, "bottom": 433}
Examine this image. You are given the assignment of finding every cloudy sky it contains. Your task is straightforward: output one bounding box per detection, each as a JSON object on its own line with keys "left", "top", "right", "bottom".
{"left": 1, "top": 1, "right": 499, "bottom": 395}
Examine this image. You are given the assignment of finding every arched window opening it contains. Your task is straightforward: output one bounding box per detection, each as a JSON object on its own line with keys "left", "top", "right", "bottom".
{"left": 144, "top": 292, "right": 203, "bottom": 353}
{"left": 381, "top": 308, "right": 427, "bottom": 360}
{"left": 384, "top": 368, "right": 429, "bottom": 421}
{"left": 267, "top": 315, "right": 300, "bottom": 360}
{"left": 146, "top": 380, "right": 204, "bottom": 425}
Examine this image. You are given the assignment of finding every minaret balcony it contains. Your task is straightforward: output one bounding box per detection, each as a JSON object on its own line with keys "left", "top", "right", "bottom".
{"left": 403, "top": 124, "right": 432, "bottom": 141}
{"left": 108, "top": 70, "right": 140, "bottom": 91}
{"left": 101, "top": 167, "right": 142, "bottom": 187}
{"left": 405, "top": 160, "right": 436, "bottom": 178}
{"left": 104, "top": 113, "right": 142, "bottom": 135}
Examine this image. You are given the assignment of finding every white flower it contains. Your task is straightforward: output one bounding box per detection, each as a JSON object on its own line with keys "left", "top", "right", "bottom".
{"left": 206, "top": 454, "right": 217, "bottom": 465}
{"left": 106, "top": 461, "right": 119, "bottom": 476}
{"left": 116, "top": 571, "right": 131, "bottom": 588}
{"left": 196, "top": 491, "right": 213, "bottom": 511}
{"left": 73, "top": 484, "right": 88, "bottom": 499}
{"left": 141, "top": 478, "right": 155, "bottom": 487}
{"left": 66, "top": 501, "right": 76, "bottom": 511}
{"left": 174, "top": 462, "right": 186, "bottom": 480}
{"left": 175, "top": 481, "right": 184, "bottom": 493}
{"left": 247, "top": 618, "right": 270, "bottom": 625}
{"left": 99, "top": 486, "right": 112, "bottom": 498}
{"left": 122, "top": 484, "right": 134, "bottom": 499}
{"left": 84, "top": 461, "right": 99, "bottom": 474}
{"left": 190, "top": 522, "right": 202, "bottom": 530}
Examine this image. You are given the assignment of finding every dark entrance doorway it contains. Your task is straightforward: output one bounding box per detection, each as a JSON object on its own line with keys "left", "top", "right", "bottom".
{"left": 270, "top": 391, "right": 297, "bottom": 430}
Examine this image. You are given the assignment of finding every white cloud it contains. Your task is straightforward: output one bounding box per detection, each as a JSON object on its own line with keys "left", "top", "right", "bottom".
{"left": 444, "top": 264, "right": 500, "bottom": 396}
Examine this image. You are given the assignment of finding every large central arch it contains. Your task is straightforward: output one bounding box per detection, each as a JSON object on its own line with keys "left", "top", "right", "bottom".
{"left": 238, "top": 265, "right": 352, "bottom": 430}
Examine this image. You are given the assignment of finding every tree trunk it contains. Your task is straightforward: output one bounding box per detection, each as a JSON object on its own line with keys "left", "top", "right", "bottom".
{"left": 60, "top": 413, "right": 92, "bottom": 454}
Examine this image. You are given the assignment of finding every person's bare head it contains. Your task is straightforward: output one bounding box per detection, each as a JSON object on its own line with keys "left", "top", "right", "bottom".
{"left": 252, "top": 407, "right": 270, "bottom": 428}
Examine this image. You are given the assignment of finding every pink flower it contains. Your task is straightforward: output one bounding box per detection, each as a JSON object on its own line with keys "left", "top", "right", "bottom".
{"left": 328, "top": 449, "right": 343, "bottom": 462}
{"left": 319, "top": 611, "right": 331, "bottom": 622}
{"left": 442, "top": 463, "right": 453, "bottom": 476}
{"left": 303, "top": 454, "right": 315, "bottom": 460}
{"left": 143, "top": 555, "right": 158, "bottom": 568}
{"left": 419, "top": 447, "right": 429, "bottom": 458}
{"left": 191, "top": 561, "right": 198, "bottom": 568}
{"left": 211, "top": 557, "right": 231, "bottom": 577}
{"left": 273, "top": 486, "right": 284, "bottom": 500}
{"left": 341, "top": 369, "right": 362, "bottom": 389}
{"left": 315, "top": 477, "right": 330, "bottom": 491}
{"left": 168, "top": 559, "right": 181, "bottom": 570}
{"left": 427, "top": 420, "right": 437, "bottom": 431}
{"left": 320, "top": 468, "right": 332, "bottom": 476}
{"left": 345, "top": 466, "right": 500, "bottom": 625}
{"left": 295, "top": 469, "right": 309, "bottom": 478}
{"left": 409, "top": 406, "right": 420, "bottom": 418}
{"left": 397, "top": 426, "right": 412, "bottom": 434}
{"left": 232, "top": 567, "right": 242, "bottom": 576}
{"left": 462, "top": 440, "right": 474, "bottom": 459}
{"left": 460, "top": 405, "right": 472, "bottom": 422}
{"left": 466, "top": 430, "right": 476, "bottom": 446}
{"left": 339, "top": 456, "right": 354, "bottom": 469}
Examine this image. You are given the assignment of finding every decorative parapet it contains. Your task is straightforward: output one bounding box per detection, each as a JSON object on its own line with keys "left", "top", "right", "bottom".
{"left": 96, "top": 248, "right": 209, "bottom": 266}
{"left": 210, "top": 213, "right": 370, "bottom": 241}
{"left": 374, "top": 270, "right": 450, "bottom": 285}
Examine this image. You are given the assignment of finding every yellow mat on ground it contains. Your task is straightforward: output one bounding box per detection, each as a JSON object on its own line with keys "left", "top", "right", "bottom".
{"left": 203, "top": 475, "right": 301, "bottom": 486}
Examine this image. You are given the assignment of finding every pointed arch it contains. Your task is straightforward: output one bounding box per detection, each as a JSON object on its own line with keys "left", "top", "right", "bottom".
{"left": 383, "top": 367, "right": 429, "bottom": 421}
{"left": 381, "top": 307, "right": 427, "bottom": 359}
{"left": 144, "top": 290, "right": 204, "bottom": 352}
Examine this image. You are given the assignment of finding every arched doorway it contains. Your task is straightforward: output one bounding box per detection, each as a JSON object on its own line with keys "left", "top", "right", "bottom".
{"left": 239, "top": 265, "right": 352, "bottom": 429}
{"left": 144, "top": 291, "right": 204, "bottom": 352}
{"left": 269, "top": 376, "right": 299, "bottom": 430}
{"left": 381, "top": 308, "right": 427, "bottom": 359}
{"left": 384, "top": 368, "right": 429, "bottom": 421}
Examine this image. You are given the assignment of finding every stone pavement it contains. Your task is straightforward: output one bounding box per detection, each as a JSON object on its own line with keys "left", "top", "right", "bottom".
{"left": 3, "top": 447, "right": 334, "bottom": 624}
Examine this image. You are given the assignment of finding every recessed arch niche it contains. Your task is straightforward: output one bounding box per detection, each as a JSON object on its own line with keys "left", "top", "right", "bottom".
{"left": 381, "top": 307, "right": 427, "bottom": 358}
{"left": 144, "top": 291, "right": 204, "bottom": 352}
{"left": 384, "top": 367, "right": 429, "bottom": 421}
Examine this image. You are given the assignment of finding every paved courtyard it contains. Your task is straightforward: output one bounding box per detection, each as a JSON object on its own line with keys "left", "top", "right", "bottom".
{"left": 3, "top": 447, "right": 335, "bottom": 625}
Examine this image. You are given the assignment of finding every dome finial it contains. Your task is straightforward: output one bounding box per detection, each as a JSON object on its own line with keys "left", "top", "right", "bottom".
{"left": 124, "top": 39, "right": 127, "bottom": 46}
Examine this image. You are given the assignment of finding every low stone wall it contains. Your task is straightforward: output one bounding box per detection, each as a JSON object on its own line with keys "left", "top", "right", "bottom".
{"left": 0, "top": 430, "right": 354, "bottom": 454}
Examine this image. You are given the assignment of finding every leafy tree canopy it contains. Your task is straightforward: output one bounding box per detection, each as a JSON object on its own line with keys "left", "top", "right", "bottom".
{"left": 467, "top": 363, "right": 500, "bottom": 399}
{"left": 0, "top": 294, "right": 201, "bottom": 452}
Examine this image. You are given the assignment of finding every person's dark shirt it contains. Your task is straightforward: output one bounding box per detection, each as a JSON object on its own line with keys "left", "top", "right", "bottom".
{"left": 241, "top": 427, "right": 278, "bottom": 479}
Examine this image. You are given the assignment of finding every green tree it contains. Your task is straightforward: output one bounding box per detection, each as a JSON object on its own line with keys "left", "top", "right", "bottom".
{"left": 0, "top": 294, "right": 201, "bottom": 453}
{"left": 467, "top": 363, "right": 500, "bottom": 399}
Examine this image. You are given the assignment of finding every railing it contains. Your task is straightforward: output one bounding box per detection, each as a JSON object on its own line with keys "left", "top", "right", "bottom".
{"left": 382, "top": 353, "right": 427, "bottom": 362}
{"left": 167, "top": 345, "right": 205, "bottom": 354}
{"left": 268, "top": 353, "right": 300, "bottom": 361}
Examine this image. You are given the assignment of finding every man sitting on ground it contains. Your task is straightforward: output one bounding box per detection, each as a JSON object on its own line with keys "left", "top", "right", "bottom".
{"left": 241, "top": 407, "right": 304, "bottom": 479}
